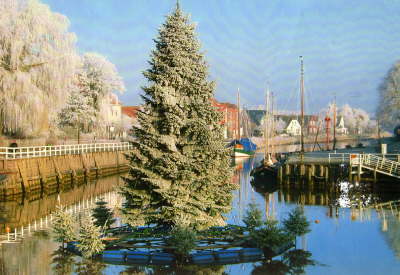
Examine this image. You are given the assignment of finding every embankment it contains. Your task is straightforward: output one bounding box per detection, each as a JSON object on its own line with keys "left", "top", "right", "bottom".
{"left": 0, "top": 151, "right": 131, "bottom": 201}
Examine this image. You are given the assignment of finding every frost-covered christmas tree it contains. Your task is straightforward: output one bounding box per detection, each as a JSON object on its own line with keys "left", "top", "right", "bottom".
{"left": 122, "top": 2, "right": 234, "bottom": 229}
{"left": 52, "top": 205, "right": 76, "bottom": 248}
{"left": 76, "top": 216, "right": 105, "bottom": 258}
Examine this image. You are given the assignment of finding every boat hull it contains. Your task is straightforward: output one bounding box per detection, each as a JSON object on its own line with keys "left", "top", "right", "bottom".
{"left": 232, "top": 148, "right": 255, "bottom": 158}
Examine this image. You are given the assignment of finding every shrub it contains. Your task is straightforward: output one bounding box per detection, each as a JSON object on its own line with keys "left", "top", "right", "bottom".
{"left": 165, "top": 226, "right": 197, "bottom": 259}
{"left": 249, "top": 220, "right": 292, "bottom": 254}
{"left": 282, "top": 207, "right": 310, "bottom": 238}
{"left": 243, "top": 203, "right": 263, "bottom": 230}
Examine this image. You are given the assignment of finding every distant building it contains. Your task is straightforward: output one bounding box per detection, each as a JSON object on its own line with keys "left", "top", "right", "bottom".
{"left": 121, "top": 106, "right": 140, "bottom": 138}
{"left": 307, "top": 115, "right": 319, "bottom": 135}
{"left": 337, "top": 116, "right": 348, "bottom": 135}
{"left": 102, "top": 93, "right": 122, "bottom": 139}
{"left": 286, "top": 120, "right": 302, "bottom": 136}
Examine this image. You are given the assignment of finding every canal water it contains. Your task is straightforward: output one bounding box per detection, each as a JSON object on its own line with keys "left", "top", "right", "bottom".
{"left": 1, "top": 147, "right": 400, "bottom": 274}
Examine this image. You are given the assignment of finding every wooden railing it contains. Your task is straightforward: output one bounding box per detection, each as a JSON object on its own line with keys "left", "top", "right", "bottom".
{"left": 0, "top": 142, "right": 133, "bottom": 160}
{"left": 358, "top": 154, "right": 400, "bottom": 178}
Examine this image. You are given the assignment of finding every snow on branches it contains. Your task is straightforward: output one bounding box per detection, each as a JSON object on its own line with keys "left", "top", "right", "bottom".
{"left": 0, "top": 0, "right": 79, "bottom": 137}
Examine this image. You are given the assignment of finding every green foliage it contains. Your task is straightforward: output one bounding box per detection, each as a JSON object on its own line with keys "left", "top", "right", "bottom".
{"left": 282, "top": 207, "right": 311, "bottom": 238}
{"left": 76, "top": 216, "right": 105, "bottom": 258}
{"left": 75, "top": 258, "right": 106, "bottom": 275}
{"left": 243, "top": 203, "right": 263, "bottom": 230}
{"left": 122, "top": 3, "right": 234, "bottom": 229}
{"left": 51, "top": 247, "right": 76, "bottom": 275}
{"left": 165, "top": 226, "right": 197, "bottom": 258}
{"left": 249, "top": 220, "right": 292, "bottom": 252}
{"left": 92, "top": 198, "right": 116, "bottom": 229}
{"left": 52, "top": 205, "right": 76, "bottom": 246}
{"left": 283, "top": 249, "right": 317, "bottom": 275}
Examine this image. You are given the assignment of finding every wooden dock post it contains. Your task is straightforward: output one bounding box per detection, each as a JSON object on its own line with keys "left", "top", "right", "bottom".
{"left": 300, "top": 164, "right": 305, "bottom": 177}
{"left": 324, "top": 166, "right": 329, "bottom": 181}
{"left": 278, "top": 166, "right": 283, "bottom": 182}
{"left": 307, "top": 165, "right": 313, "bottom": 181}
{"left": 285, "top": 164, "right": 290, "bottom": 176}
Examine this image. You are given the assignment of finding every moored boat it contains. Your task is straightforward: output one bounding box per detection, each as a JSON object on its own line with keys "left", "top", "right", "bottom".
{"left": 230, "top": 138, "right": 257, "bottom": 157}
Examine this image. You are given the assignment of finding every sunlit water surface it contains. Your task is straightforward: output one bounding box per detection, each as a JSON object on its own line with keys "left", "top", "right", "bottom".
{"left": 1, "top": 146, "right": 400, "bottom": 274}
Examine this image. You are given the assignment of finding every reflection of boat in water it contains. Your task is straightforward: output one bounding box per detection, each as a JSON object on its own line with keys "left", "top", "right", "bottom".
{"left": 0, "top": 174, "right": 7, "bottom": 182}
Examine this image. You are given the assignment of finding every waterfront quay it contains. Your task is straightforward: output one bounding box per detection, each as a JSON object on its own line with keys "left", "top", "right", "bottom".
{"left": 0, "top": 142, "right": 132, "bottom": 201}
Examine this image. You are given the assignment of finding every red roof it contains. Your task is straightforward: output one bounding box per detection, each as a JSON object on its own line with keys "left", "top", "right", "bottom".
{"left": 122, "top": 106, "right": 140, "bottom": 118}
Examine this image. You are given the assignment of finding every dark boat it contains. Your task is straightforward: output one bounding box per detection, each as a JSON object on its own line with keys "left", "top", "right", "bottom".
{"left": 251, "top": 159, "right": 281, "bottom": 193}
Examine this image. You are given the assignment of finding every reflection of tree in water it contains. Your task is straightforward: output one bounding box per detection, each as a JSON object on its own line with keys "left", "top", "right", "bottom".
{"left": 380, "top": 212, "right": 400, "bottom": 259}
{"left": 252, "top": 249, "right": 319, "bottom": 275}
{"left": 51, "top": 247, "right": 76, "bottom": 275}
{"left": 120, "top": 264, "right": 226, "bottom": 275}
{"left": 75, "top": 259, "right": 106, "bottom": 275}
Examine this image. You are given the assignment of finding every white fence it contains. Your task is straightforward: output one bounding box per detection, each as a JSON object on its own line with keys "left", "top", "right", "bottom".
{"left": 287, "top": 152, "right": 400, "bottom": 165}
{"left": 0, "top": 142, "right": 133, "bottom": 160}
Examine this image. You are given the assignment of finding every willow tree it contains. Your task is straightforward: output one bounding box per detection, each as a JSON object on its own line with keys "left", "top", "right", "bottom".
{"left": 377, "top": 60, "right": 400, "bottom": 130}
{"left": 0, "top": 0, "right": 79, "bottom": 137}
{"left": 122, "top": 3, "right": 234, "bottom": 229}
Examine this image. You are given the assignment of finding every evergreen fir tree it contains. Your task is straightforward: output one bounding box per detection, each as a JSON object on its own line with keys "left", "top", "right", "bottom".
{"left": 92, "top": 197, "right": 116, "bottom": 229}
{"left": 282, "top": 207, "right": 311, "bottom": 238}
{"left": 243, "top": 203, "right": 263, "bottom": 230}
{"left": 76, "top": 216, "right": 105, "bottom": 259}
{"left": 52, "top": 205, "right": 76, "bottom": 248}
{"left": 122, "top": 2, "right": 234, "bottom": 229}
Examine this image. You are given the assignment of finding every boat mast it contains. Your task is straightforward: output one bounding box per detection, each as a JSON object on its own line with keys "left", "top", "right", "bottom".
{"left": 237, "top": 88, "right": 240, "bottom": 140}
{"left": 333, "top": 93, "right": 337, "bottom": 150}
{"left": 264, "top": 90, "right": 269, "bottom": 159}
{"left": 300, "top": 56, "right": 305, "bottom": 153}
{"left": 271, "top": 92, "right": 275, "bottom": 156}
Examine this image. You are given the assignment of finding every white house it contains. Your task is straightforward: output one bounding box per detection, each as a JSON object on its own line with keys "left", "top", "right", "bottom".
{"left": 286, "top": 119, "right": 302, "bottom": 136}
{"left": 337, "top": 116, "right": 348, "bottom": 135}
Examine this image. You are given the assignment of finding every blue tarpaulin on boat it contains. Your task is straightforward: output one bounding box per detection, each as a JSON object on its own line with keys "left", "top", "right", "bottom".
{"left": 228, "top": 138, "right": 257, "bottom": 152}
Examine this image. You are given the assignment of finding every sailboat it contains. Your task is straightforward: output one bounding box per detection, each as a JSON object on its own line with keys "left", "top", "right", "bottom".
{"left": 251, "top": 56, "right": 306, "bottom": 183}
{"left": 250, "top": 89, "right": 280, "bottom": 185}
{"left": 230, "top": 90, "right": 257, "bottom": 158}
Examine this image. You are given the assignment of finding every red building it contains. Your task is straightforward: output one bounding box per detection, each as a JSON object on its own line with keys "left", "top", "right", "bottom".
{"left": 212, "top": 99, "right": 239, "bottom": 139}
{"left": 121, "top": 106, "right": 140, "bottom": 119}
{"left": 307, "top": 115, "right": 319, "bottom": 135}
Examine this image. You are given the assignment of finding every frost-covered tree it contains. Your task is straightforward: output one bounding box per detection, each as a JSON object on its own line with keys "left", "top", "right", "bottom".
{"left": 339, "top": 104, "right": 372, "bottom": 134}
{"left": 82, "top": 52, "right": 125, "bottom": 110}
{"left": 52, "top": 205, "right": 76, "bottom": 248}
{"left": 122, "top": 3, "right": 234, "bottom": 229}
{"left": 320, "top": 103, "right": 374, "bottom": 134}
{"left": 57, "top": 89, "right": 96, "bottom": 132}
{"left": 77, "top": 52, "right": 126, "bottom": 135}
{"left": 377, "top": 60, "right": 400, "bottom": 130}
{"left": 0, "top": 0, "right": 79, "bottom": 137}
{"left": 76, "top": 216, "right": 105, "bottom": 259}
{"left": 275, "top": 118, "right": 287, "bottom": 134}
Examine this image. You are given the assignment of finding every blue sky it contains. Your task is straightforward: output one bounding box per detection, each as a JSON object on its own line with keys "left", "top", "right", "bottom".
{"left": 42, "top": 0, "right": 400, "bottom": 114}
